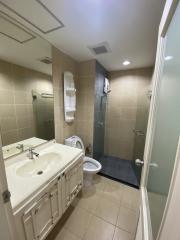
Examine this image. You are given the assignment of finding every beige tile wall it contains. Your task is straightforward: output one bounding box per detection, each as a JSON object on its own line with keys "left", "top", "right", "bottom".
{"left": 52, "top": 46, "right": 96, "bottom": 150}
{"left": 0, "top": 59, "right": 52, "bottom": 146}
{"left": 105, "top": 67, "right": 153, "bottom": 160}
{"left": 52, "top": 47, "right": 78, "bottom": 143}
{"left": 76, "top": 60, "right": 96, "bottom": 151}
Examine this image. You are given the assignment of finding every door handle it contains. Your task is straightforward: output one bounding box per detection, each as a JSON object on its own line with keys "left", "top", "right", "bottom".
{"left": 98, "top": 122, "right": 104, "bottom": 127}
{"left": 135, "top": 159, "right": 144, "bottom": 166}
{"left": 149, "top": 162, "right": 158, "bottom": 168}
{"left": 133, "top": 129, "right": 145, "bottom": 136}
{"left": 135, "top": 159, "right": 158, "bottom": 168}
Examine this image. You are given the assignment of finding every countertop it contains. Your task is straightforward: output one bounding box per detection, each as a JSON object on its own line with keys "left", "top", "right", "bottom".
{"left": 5, "top": 142, "right": 83, "bottom": 212}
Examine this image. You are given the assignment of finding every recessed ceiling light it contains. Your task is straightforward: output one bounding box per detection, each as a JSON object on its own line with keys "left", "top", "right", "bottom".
{"left": 123, "top": 60, "right": 131, "bottom": 66}
{"left": 165, "top": 56, "right": 173, "bottom": 61}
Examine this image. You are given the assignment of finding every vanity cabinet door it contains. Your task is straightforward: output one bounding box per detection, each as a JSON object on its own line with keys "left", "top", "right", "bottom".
{"left": 34, "top": 193, "right": 52, "bottom": 240}
{"left": 65, "top": 165, "right": 78, "bottom": 205}
{"left": 23, "top": 193, "right": 52, "bottom": 240}
{"left": 77, "top": 161, "right": 83, "bottom": 190}
{"left": 50, "top": 178, "right": 62, "bottom": 224}
{"left": 22, "top": 209, "right": 36, "bottom": 240}
{"left": 63, "top": 159, "right": 83, "bottom": 211}
{"left": 22, "top": 179, "right": 62, "bottom": 240}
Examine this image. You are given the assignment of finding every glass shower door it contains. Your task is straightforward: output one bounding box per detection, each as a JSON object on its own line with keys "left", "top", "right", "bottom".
{"left": 147, "top": 2, "right": 180, "bottom": 238}
{"left": 133, "top": 76, "right": 152, "bottom": 184}
{"left": 93, "top": 62, "right": 107, "bottom": 160}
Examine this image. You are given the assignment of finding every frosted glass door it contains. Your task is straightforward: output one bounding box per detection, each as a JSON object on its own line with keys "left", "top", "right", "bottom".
{"left": 147, "top": 2, "right": 180, "bottom": 239}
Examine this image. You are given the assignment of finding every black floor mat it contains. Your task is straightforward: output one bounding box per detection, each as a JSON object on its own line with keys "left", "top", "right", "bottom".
{"left": 99, "top": 155, "right": 139, "bottom": 188}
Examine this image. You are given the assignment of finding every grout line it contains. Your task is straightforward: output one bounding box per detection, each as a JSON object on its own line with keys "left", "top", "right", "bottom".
{"left": 111, "top": 224, "right": 116, "bottom": 240}
{"left": 81, "top": 213, "right": 94, "bottom": 240}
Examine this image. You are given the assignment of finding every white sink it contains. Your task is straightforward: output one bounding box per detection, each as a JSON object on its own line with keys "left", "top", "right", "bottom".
{"left": 16, "top": 152, "right": 62, "bottom": 178}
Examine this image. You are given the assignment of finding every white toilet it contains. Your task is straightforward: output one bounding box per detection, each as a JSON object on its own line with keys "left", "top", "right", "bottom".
{"left": 65, "top": 136, "right": 102, "bottom": 187}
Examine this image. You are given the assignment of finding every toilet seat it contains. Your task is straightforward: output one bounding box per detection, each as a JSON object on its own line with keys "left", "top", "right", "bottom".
{"left": 83, "top": 156, "right": 102, "bottom": 174}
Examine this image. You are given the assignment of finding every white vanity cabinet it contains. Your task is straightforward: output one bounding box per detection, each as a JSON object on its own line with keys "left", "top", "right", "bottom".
{"left": 14, "top": 156, "right": 83, "bottom": 240}
{"left": 22, "top": 178, "right": 61, "bottom": 240}
{"left": 23, "top": 193, "right": 52, "bottom": 240}
{"left": 62, "top": 159, "right": 83, "bottom": 213}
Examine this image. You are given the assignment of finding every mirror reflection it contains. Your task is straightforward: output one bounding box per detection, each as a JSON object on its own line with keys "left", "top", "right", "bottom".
{"left": 0, "top": 23, "right": 54, "bottom": 159}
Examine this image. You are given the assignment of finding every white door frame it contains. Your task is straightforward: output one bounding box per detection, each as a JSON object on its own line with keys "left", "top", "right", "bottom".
{"left": 140, "top": 0, "right": 179, "bottom": 239}
{"left": 0, "top": 136, "right": 17, "bottom": 240}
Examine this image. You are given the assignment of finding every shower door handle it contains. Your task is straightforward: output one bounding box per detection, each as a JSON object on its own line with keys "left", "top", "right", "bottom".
{"left": 149, "top": 162, "right": 158, "bottom": 168}
{"left": 135, "top": 159, "right": 144, "bottom": 166}
{"left": 97, "top": 122, "right": 104, "bottom": 127}
{"left": 133, "top": 129, "right": 145, "bottom": 136}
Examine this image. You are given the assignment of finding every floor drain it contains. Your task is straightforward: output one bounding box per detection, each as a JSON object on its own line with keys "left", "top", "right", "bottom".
{"left": 37, "top": 171, "right": 43, "bottom": 175}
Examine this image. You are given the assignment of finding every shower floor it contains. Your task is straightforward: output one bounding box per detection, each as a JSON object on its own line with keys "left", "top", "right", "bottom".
{"left": 99, "top": 155, "right": 139, "bottom": 188}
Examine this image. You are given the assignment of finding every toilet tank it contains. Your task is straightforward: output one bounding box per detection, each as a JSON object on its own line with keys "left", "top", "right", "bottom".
{"left": 65, "top": 136, "right": 74, "bottom": 147}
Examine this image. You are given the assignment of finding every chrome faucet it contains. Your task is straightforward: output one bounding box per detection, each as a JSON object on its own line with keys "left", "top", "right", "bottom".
{"left": 28, "top": 147, "right": 39, "bottom": 160}
{"left": 16, "top": 144, "right": 24, "bottom": 153}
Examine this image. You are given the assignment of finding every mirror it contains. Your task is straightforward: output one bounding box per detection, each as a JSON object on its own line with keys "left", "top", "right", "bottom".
{"left": 0, "top": 15, "right": 54, "bottom": 159}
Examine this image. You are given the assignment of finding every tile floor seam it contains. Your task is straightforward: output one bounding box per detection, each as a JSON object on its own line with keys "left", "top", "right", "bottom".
{"left": 115, "top": 225, "right": 132, "bottom": 234}
{"left": 111, "top": 224, "right": 117, "bottom": 240}
{"left": 119, "top": 203, "right": 138, "bottom": 215}
{"left": 115, "top": 225, "right": 134, "bottom": 234}
{"left": 81, "top": 213, "right": 94, "bottom": 240}
{"left": 96, "top": 195, "right": 121, "bottom": 222}
{"left": 81, "top": 211, "right": 94, "bottom": 240}
{"left": 90, "top": 214, "right": 115, "bottom": 227}
{"left": 115, "top": 197, "right": 122, "bottom": 227}
{"left": 82, "top": 214, "right": 116, "bottom": 240}
{"left": 63, "top": 207, "right": 93, "bottom": 240}
{"left": 92, "top": 211, "right": 118, "bottom": 227}
{"left": 74, "top": 197, "right": 99, "bottom": 215}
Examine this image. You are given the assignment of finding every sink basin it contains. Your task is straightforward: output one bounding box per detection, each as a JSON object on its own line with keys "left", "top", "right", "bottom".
{"left": 16, "top": 152, "right": 62, "bottom": 177}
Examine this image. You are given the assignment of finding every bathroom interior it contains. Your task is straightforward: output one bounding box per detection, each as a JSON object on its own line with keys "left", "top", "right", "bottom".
{"left": 0, "top": 0, "right": 180, "bottom": 240}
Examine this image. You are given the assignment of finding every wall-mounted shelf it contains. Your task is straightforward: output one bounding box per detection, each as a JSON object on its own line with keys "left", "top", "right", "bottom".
{"left": 66, "top": 88, "right": 76, "bottom": 94}
{"left": 64, "top": 72, "right": 76, "bottom": 123}
{"left": 66, "top": 108, "right": 76, "bottom": 112}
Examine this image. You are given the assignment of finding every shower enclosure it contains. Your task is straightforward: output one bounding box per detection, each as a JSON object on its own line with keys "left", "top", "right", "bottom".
{"left": 93, "top": 65, "right": 152, "bottom": 188}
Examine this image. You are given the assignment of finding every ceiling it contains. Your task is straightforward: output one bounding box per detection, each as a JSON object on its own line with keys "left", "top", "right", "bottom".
{"left": 0, "top": 0, "right": 166, "bottom": 72}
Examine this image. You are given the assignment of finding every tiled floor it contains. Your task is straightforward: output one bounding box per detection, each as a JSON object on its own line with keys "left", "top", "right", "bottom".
{"left": 99, "top": 156, "right": 139, "bottom": 187}
{"left": 46, "top": 175, "right": 140, "bottom": 240}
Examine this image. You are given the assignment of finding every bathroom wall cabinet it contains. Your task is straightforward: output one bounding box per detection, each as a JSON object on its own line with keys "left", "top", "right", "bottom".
{"left": 14, "top": 157, "right": 83, "bottom": 240}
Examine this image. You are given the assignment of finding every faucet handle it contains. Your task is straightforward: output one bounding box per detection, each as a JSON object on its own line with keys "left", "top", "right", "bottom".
{"left": 16, "top": 144, "right": 24, "bottom": 152}
{"left": 16, "top": 143, "right": 23, "bottom": 148}
{"left": 28, "top": 146, "right": 35, "bottom": 151}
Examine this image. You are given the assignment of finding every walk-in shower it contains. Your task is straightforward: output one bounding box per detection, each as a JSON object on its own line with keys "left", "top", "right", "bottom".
{"left": 93, "top": 65, "right": 153, "bottom": 188}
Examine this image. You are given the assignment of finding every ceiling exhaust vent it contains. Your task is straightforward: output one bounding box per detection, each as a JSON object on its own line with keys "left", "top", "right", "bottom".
{"left": 38, "top": 57, "right": 52, "bottom": 64}
{"left": 88, "top": 42, "right": 111, "bottom": 55}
